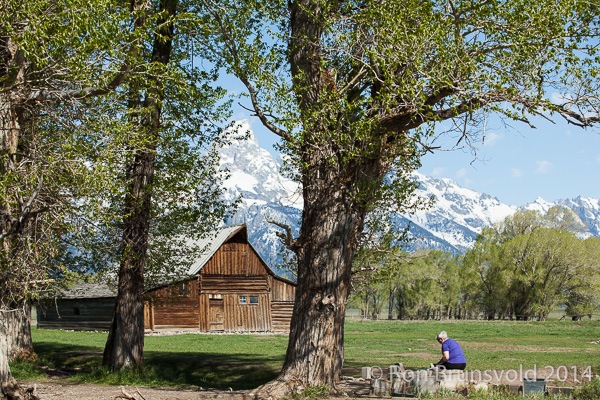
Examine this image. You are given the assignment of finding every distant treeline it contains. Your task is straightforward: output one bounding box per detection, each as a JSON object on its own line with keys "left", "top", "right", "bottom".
{"left": 350, "top": 206, "right": 600, "bottom": 321}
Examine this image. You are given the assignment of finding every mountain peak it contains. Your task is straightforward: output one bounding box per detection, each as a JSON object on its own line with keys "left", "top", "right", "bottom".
{"left": 219, "top": 121, "right": 600, "bottom": 265}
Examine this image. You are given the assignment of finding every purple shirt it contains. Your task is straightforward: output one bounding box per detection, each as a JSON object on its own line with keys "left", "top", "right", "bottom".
{"left": 442, "top": 338, "right": 467, "bottom": 364}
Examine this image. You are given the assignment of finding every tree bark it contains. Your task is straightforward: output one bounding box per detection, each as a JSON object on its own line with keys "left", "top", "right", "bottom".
{"left": 255, "top": 145, "right": 390, "bottom": 398}
{"left": 6, "top": 303, "right": 33, "bottom": 362}
{"left": 256, "top": 178, "right": 360, "bottom": 397}
{"left": 0, "top": 308, "right": 38, "bottom": 400}
{"left": 102, "top": 101, "right": 157, "bottom": 370}
{"left": 102, "top": 0, "right": 176, "bottom": 372}
{"left": 1, "top": 310, "right": 22, "bottom": 400}
{"left": 0, "top": 32, "right": 32, "bottom": 400}
{"left": 250, "top": 2, "right": 396, "bottom": 397}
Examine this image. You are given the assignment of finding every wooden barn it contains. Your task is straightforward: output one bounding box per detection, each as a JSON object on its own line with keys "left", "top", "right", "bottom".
{"left": 37, "top": 224, "right": 297, "bottom": 333}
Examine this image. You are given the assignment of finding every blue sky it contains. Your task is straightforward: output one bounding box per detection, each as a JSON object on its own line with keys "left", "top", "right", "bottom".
{"left": 418, "top": 116, "right": 600, "bottom": 205}
{"left": 238, "top": 111, "right": 600, "bottom": 207}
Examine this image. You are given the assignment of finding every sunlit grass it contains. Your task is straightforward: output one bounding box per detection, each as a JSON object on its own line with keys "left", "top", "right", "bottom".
{"left": 12, "top": 318, "right": 600, "bottom": 391}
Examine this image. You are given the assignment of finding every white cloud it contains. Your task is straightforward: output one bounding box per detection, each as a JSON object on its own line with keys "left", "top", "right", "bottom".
{"left": 551, "top": 92, "right": 568, "bottom": 104}
{"left": 534, "top": 160, "right": 553, "bottom": 174}
{"left": 482, "top": 131, "right": 502, "bottom": 147}
{"left": 455, "top": 168, "right": 474, "bottom": 185}
{"left": 511, "top": 168, "right": 523, "bottom": 178}
{"left": 430, "top": 167, "right": 446, "bottom": 177}
{"left": 455, "top": 168, "right": 468, "bottom": 179}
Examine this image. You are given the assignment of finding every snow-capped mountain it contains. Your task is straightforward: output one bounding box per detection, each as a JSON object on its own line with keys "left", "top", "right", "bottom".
{"left": 523, "top": 196, "right": 600, "bottom": 237}
{"left": 404, "top": 172, "right": 517, "bottom": 253}
{"left": 219, "top": 121, "right": 302, "bottom": 269}
{"left": 218, "top": 121, "right": 600, "bottom": 269}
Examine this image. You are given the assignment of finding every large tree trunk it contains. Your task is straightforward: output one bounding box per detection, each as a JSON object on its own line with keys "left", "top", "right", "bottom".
{"left": 6, "top": 303, "right": 33, "bottom": 362}
{"left": 0, "top": 33, "right": 32, "bottom": 400}
{"left": 102, "top": 0, "right": 176, "bottom": 372}
{"left": 1, "top": 310, "right": 22, "bottom": 400}
{"left": 251, "top": 2, "right": 393, "bottom": 397}
{"left": 0, "top": 308, "right": 38, "bottom": 400}
{"left": 102, "top": 224, "right": 148, "bottom": 371}
{"left": 102, "top": 117, "right": 157, "bottom": 371}
{"left": 255, "top": 148, "right": 389, "bottom": 398}
{"left": 257, "top": 185, "right": 359, "bottom": 397}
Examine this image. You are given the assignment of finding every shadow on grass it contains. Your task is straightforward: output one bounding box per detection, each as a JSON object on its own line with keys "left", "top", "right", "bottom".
{"left": 31, "top": 341, "right": 281, "bottom": 390}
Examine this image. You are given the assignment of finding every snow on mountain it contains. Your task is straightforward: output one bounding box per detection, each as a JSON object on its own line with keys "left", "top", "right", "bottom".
{"left": 219, "top": 121, "right": 302, "bottom": 210}
{"left": 524, "top": 196, "right": 600, "bottom": 237}
{"left": 217, "top": 121, "right": 600, "bottom": 268}
{"left": 405, "top": 172, "right": 517, "bottom": 253}
{"left": 219, "top": 121, "right": 301, "bottom": 270}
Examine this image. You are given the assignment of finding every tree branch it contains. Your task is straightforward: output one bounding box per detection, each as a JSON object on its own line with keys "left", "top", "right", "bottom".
{"left": 202, "top": 0, "right": 292, "bottom": 141}
{"left": 553, "top": 106, "right": 600, "bottom": 128}
{"left": 27, "top": 63, "right": 130, "bottom": 104}
{"left": 264, "top": 216, "right": 297, "bottom": 251}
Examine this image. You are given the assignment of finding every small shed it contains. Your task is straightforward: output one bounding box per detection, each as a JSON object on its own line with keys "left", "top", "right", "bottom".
{"left": 36, "top": 282, "right": 116, "bottom": 331}
{"left": 37, "top": 224, "right": 296, "bottom": 333}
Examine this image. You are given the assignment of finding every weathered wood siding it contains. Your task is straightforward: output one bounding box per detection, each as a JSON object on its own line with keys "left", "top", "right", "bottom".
{"left": 143, "top": 227, "right": 297, "bottom": 333}
{"left": 270, "top": 276, "right": 296, "bottom": 302}
{"left": 146, "top": 279, "right": 200, "bottom": 329}
{"left": 201, "top": 275, "right": 269, "bottom": 293}
{"left": 36, "top": 225, "right": 297, "bottom": 334}
{"left": 201, "top": 241, "right": 266, "bottom": 276}
{"left": 224, "top": 293, "right": 270, "bottom": 332}
{"left": 199, "top": 275, "right": 272, "bottom": 332}
{"left": 37, "top": 298, "right": 114, "bottom": 331}
{"left": 271, "top": 301, "right": 294, "bottom": 333}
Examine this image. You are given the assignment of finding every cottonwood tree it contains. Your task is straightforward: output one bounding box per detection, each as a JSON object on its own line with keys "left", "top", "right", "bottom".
{"left": 463, "top": 228, "right": 511, "bottom": 319}
{"left": 502, "top": 228, "right": 589, "bottom": 320}
{"left": 101, "top": 0, "right": 229, "bottom": 371}
{"left": 566, "top": 237, "right": 600, "bottom": 320}
{"left": 201, "top": 0, "right": 600, "bottom": 396}
{"left": 544, "top": 205, "right": 588, "bottom": 234}
{"left": 466, "top": 208, "right": 598, "bottom": 320}
{"left": 0, "top": 0, "right": 131, "bottom": 397}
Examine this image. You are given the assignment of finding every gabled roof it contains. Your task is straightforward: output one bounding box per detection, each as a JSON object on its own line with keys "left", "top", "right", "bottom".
{"left": 57, "top": 282, "right": 117, "bottom": 299}
{"left": 53, "top": 224, "right": 295, "bottom": 300}
{"left": 186, "top": 224, "right": 247, "bottom": 275}
{"left": 186, "top": 223, "right": 296, "bottom": 285}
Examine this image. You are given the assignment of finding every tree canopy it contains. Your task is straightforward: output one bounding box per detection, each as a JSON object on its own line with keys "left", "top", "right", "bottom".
{"left": 352, "top": 208, "right": 600, "bottom": 322}
{"left": 202, "top": 0, "right": 600, "bottom": 396}
{"left": 1, "top": 0, "right": 231, "bottom": 395}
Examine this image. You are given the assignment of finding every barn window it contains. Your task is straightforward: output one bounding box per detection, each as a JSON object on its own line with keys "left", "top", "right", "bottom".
{"left": 239, "top": 295, "right": 247, "bottom": 304}
{"left": 73, "top": 307, "right": 80, "bottom": 316}
{"left": 249, "top": 296, "right": 258, "bottom": 304}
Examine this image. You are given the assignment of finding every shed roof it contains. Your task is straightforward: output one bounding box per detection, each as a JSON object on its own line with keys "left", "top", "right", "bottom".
{"left": 58, "top": 282, "right": 117, "bottom": 299}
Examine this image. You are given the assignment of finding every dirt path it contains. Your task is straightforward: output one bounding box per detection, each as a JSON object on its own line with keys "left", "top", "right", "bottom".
{"left": 22, "top": 367, "right": 591, "bottom": 400}
{"left": 25, "top": 381, "right": 250, "bottom": 400}
{"left": 22, "top": 379, "right": 373, "bottom": 400}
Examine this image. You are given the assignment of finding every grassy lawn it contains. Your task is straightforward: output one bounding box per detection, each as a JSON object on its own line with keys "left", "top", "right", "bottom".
{"left": 344, "top": 319, "right": 600, "bottom": 372}
{"left": 12, "top": 318, "right": 600, "bottom": 391}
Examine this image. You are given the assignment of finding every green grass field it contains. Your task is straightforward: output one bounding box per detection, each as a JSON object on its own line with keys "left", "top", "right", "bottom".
{"left": 12, "top": 318, "right": 600, "bottom": 393}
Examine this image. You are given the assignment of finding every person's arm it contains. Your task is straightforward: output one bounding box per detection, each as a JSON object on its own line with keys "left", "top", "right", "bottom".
{"left": 438, "top": 350, "right": 450, "bottom": 364}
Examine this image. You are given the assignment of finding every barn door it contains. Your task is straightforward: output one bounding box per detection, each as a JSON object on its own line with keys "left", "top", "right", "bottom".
{"left": 208, "top": 297, "right": 224, "bottom": 331}
{"left": 144, "top": 301, "right": 154, "bottom": 330}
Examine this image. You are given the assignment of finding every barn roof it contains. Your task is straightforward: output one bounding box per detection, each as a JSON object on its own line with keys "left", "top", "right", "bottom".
{"left": 53, "top": 224, "right": 294, "bottom": 300}
{"left": 185, "top": 224, "right": 295, "bottom": 285}
{"left": 186, "top": 224, "right": 246, "bottom": 275}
